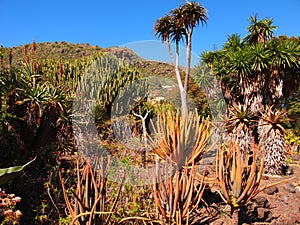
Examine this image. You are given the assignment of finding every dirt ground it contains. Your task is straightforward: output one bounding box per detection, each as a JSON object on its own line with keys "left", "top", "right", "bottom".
{"left": 198, "top": 153, "right": 300, "bottom": 225}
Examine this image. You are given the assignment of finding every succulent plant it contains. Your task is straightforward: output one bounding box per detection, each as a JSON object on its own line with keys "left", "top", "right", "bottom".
{"left": 0, "top": 157, "right": 36, "bottom": 186}
{"left": 258, "top": 106, "right": 289, "bottom": 175}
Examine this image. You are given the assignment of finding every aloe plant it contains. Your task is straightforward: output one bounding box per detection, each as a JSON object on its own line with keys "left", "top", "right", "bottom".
{"left": 148, "top": 110, "right": 211, "bottom": 224}
{"left": 0, "top": 156, "right": 36, "bottom": 186}
{"left": 216, "top": 142, "right": 294, "bottom": 225}
{"left": 149, "top": 109, "right": 211, "bottom": 168}
{"left": 59, "top": 157, "right": 124, "bottom": 225}
{"left": 152, "top": 161, "right": 206, "bottom": 225}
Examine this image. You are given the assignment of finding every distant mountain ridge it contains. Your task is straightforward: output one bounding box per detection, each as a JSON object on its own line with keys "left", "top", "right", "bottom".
{"left": 1, "top": 42, "right": 142, "bottom": 67}
{"left": 1, "top": 41, "right": 181, "bottom": 78}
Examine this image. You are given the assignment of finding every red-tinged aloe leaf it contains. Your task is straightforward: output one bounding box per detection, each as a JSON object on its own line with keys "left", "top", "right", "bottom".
{"left": 0, "top": 156, "right": 36, "bottom": 186}
{"left": 234, "top": 145, "right": 243, "bottom": 198}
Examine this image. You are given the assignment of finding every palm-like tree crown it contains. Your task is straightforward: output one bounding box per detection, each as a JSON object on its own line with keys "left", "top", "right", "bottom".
{"left": 154, "top": 15, "right": 173, "bottom": 43}
{"left": 223, "top": 34, "right": 243, "bottom": 52}
{"left": 154, "top": 1, "right": 208, "bottom": 44}
{"left": 169, "top": 6, "right": 186, "bottom": 43}
{"left": 245, "top": 15, "right": 277, "bottom": 44}
{"left": 181, "top": 1, "right": 208, "bottom": 30}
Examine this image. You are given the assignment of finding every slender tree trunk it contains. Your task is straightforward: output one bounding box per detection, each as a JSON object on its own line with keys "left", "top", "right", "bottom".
{"left": 174, "top": 42, "right": 188, "bottom": 114}
{"left": 184, "top": 33, "right": 192, "bottom": 93}
{"left": 133, "top": 109, "right": 150, "bottom": 167}
{"left": 166, "top": 38, "right": 175, "bottom": 66}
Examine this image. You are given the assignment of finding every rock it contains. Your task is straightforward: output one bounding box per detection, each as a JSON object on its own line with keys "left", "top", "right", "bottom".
{"left": 256, "top": 207, "right": 270, "bottom": 219}
{"left": 264, "top": 186, "right": 279, "bottom": 195}
{"left": 58, "top": 48, "right": 64, "bottom": 53}
{"left": 283, "top": 183, "right": 296, "bottom": 193}
{"left": 252, "top": 196, "right": 268, "bottom": 208}
{"left": 283, "top": 165, "right": 294, "bottom": 175}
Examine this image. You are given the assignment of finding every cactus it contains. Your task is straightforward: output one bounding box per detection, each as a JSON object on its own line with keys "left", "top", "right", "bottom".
{"left": 73, "top": 53, "right": 140, "bottom": 141}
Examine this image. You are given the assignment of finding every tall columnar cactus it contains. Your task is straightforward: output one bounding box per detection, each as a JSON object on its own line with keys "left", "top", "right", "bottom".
{"left": 75, "top": 53, "right": 138, "bottom": 104}
{"left": 40, "top": 52, "right": 99, "bottom": 91}
{"left": 72, "top": 53, "right": 141, "bottom": 152}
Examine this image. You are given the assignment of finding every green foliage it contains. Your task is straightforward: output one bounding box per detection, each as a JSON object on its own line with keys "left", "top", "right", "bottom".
{"left": 0, "top": 157, "right": 36, "bottom": 186}
{"left": 1, "top": 42, "right": 102, "bottom": 69}
{"left": 285, "top": 84, "right": 300, "bottom": 136}
{"left": 58, "top": 215, "right": 72, "bottom": 225}
{"left": 72, "top": 53, "right": 140, "bottom": 141}
{"left": 202, "top": 21, "right": 300, "bottom": 105}
{"left": 285, "top": 129, "right": 300, "bottom": 148}
{"left": 41, "top": 51, "right": 105, "bottom": 91}
{"left": 202, "top": 16, "right": 300, "bottom": 175}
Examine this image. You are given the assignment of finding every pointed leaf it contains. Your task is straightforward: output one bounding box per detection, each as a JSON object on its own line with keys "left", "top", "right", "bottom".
{"left": 0, "top": 156, "right": 36, "bottom": 186}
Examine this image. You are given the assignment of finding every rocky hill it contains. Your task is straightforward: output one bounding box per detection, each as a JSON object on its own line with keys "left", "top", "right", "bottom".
{"left": 1, "top": 42, "right": 174, "bottom": 75}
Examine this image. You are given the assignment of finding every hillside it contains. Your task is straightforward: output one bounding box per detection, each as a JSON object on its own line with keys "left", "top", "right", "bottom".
{"left": 1, "top": 42, "right": 101, "bottom": 67}
{"left": 1, "top": 42, "right": 176, "bottom": 76}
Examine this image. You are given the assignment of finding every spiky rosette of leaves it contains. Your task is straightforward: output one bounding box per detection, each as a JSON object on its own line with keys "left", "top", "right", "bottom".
{"left": 258, "top": 106, "right": 288, "bottom": 175}
{"left": 148, "top": 109, "right": 211, "bottom": 168}
{"left": 216, "top": 141, "right": 294, "bottom": 225}
{"left": 226, "top": 103, "right": 255, "bottom": 155}
{"left": 216, "top": 142, "right": 265, "bottom": 211}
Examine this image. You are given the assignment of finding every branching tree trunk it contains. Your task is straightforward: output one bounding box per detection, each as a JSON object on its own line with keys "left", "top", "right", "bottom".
{"left": 154, "top": 1, "right": 208, "bottom": 114}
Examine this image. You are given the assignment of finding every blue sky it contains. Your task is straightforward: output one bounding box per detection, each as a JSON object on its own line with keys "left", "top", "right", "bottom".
{"left": 1, "top": 0, "right": 299, "bottom": 63}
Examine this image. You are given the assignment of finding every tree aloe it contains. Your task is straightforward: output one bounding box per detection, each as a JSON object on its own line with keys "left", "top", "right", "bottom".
{"left": 202, "top": 16, "right": 300, "bottom": 175}
{"left": 154, "top": 1, "right": 208, "bottom": 114}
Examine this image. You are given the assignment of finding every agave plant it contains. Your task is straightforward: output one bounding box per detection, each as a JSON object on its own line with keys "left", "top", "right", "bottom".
{"left": 258, "top": 106, "right": 289, "bottom": 175}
